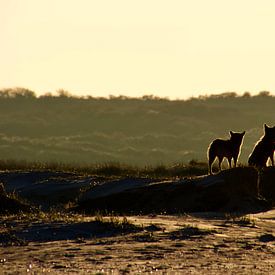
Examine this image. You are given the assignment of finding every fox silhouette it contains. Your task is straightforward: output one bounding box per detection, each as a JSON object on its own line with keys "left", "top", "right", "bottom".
{"left": 208, "top": 131, "right": 245, "bottom": 174}
{"left": 248, "top": 124, "right": 275, "bottom": 168}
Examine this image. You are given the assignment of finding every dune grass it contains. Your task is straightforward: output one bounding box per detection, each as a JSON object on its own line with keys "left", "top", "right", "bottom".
{"left": 0, "top": 159, "right": 208, "bottom": 178}
{"left": 224, "top": 213, "right": 256, "bottom": 227}
{"left": 94, "top": 213, "right": 141, "bottom": 232}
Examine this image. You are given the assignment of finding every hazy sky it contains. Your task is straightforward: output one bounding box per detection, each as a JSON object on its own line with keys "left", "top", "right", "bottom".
{"left": 1, "top": 0, "right": 275, "bottom": 99}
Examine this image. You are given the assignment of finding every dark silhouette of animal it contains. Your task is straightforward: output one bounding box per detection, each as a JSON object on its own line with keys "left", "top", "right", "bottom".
{"left": 248, "top": 124, "right": 275, "bottom": 168}
{"left": 208, "top": 131, "right": 245, "bottom": 174}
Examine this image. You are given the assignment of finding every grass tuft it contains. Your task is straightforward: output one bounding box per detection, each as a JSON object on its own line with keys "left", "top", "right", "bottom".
{"left": 170, "top": 224, "right": 217, "bottom": 240}
{"left": 94, "top": 213, "right": 140, "bottom": 232}
{"left": 224, "top": 213, "right": 256, "bottom": 227}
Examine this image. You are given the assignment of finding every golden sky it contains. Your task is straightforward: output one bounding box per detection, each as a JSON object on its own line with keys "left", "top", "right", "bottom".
{"left": 1, "top": 0, "right": 275, "bottom": 98}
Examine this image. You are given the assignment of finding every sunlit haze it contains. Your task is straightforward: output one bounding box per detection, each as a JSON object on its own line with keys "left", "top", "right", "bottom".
{"left": 1, "top": 0, "right": 275, "bottom": 99}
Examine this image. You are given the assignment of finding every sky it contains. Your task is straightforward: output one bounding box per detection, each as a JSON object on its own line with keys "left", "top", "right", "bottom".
{"left": 1, "top": 0, "right": 275, "bottom": 99}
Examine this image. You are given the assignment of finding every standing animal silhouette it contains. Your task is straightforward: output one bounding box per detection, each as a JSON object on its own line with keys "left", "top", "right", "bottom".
{"left": 248, "top": 124, "right": 275, "bottom": 168}
{"left": 208, "top": 131, "right": 245, "bottom": 174}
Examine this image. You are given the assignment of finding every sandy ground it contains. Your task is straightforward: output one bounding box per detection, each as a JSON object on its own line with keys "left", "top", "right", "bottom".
{"left": 1, "top": 210, "right": 275, "bottom": 274}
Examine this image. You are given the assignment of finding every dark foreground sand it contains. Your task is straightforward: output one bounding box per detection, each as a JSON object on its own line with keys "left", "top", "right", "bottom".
{"left": 1, "top": 210, "right": 275, "bottom": 274}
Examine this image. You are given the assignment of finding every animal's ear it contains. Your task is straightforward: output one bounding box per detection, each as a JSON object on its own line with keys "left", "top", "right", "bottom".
{"left": 264, "top": 123, "right": 270, "bottom": 134}
{"left": 229, "top": 131, "right": 233, "bottom": 136}
{"left": 242, "top": 131, "right": 246, "bottom": 136}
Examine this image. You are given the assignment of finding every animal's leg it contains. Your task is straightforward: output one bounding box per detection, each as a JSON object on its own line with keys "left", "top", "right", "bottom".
{"left": 271, "top": 152, "right": 274, "bottom": 166}
{"left": 233, "top": 156, "right": 238, "bottom": 168}
{"left": 218, "top": 157, "right": 223, "bottom": 172}
{"left": 227, "top": 157, "right": 232, "bottom": 169}
{"left": 208, "top": 157, "right": 215, "bottom": 175}
{"left": 208, "top": 149, "right": 216, "bottom": 175}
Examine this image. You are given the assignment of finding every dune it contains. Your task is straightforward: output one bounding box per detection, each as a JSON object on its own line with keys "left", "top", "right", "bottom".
{"left": 1, "top": 167, "right": 274, "bottom": 214}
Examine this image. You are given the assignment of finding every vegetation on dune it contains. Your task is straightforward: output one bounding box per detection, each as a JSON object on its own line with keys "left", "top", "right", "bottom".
{"left": 0, "top": 183, "right": 34, "bottom": 214}
{"left": 0, "top": 159, "right": 208, "bottom": 178}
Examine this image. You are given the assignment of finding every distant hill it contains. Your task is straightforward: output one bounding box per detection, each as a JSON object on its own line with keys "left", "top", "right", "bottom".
{"left": 0, "top": 88, "right": 274, "bottom": 166}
